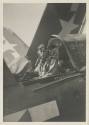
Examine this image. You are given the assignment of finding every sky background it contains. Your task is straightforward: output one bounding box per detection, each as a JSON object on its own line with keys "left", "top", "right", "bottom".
{"left": 3, "top": 4, "right": 47, "bottom": 47}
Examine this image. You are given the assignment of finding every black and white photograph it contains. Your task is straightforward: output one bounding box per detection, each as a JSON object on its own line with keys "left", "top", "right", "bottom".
{"left": 3, "top": 3, "right": 86, "bottom": 122}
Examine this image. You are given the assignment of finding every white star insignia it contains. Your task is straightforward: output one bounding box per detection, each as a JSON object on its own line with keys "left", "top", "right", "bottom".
{"left": 59, "top": 14, "right": 78, "bottom": 35}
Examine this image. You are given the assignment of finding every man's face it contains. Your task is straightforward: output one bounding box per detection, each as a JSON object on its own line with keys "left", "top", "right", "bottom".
{"left": 37, "top": 47, "right": 45, "bottom": 57}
